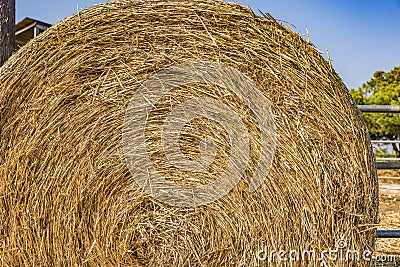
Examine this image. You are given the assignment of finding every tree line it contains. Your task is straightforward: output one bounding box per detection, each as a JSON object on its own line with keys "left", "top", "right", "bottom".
{"left": 350, "top": 66, "right": 400, "bottom": 156}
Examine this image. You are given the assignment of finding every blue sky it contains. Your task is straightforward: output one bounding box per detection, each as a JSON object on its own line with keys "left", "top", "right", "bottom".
{"left": 16, "top": 0, "right": 400, "bottom": 89}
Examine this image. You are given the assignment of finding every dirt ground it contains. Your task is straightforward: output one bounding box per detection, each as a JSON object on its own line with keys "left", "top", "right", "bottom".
{"left": 376, "top": 170, "right": 400, "bottom": 266}
{"left": 377, "top": 191, "right": 400, "bottom": 253}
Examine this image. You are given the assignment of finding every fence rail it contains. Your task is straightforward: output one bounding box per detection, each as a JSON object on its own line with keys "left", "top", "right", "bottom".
{"left": 376, "top": 230, "right": 400, "bottom": 238}
{"left": 358, "top": 105, "right": 400, "bottom": 113}
{"left": 376, "top": 162, "right": 400, "bottom": 169}
{"left": 376, "top": 158, "right": 400, "bottom": 161}
{"left": 372, "top": 140, "right": 400, "bottom": 144}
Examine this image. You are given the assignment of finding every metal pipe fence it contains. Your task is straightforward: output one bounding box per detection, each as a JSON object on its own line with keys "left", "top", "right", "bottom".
{"left": 358, "top": 105, "right": 400, "bottom": 113}
{"left": 359, "top": 105, "right": 400, "bottom": 238}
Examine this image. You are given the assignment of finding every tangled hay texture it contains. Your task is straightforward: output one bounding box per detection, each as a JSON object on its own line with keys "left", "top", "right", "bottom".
{"left": 0, "top": 0, "right": 378, "bottom": 266}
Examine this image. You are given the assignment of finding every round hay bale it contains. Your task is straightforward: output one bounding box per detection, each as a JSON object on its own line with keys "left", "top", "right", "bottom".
{"left": 0, "top": 0, "right": 378, "bottom": 266}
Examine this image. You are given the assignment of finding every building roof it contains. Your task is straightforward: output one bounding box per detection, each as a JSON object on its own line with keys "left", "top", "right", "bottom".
{"left": 16, "top": 18, "right": 52, "bottom": 48}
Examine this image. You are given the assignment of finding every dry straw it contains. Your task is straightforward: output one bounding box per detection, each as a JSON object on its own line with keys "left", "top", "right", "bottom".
{"left": 0, "top": 0, "right": 378, "bottom": 266}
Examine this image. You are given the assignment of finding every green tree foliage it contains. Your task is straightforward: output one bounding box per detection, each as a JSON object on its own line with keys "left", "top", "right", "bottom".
{"left": 349, "top": 66, "right": 400, "bottom": 156}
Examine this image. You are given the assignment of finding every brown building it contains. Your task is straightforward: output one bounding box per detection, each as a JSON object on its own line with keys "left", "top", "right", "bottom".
{"left": 15, "top": 17, "right": 51, "bottom": 49}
